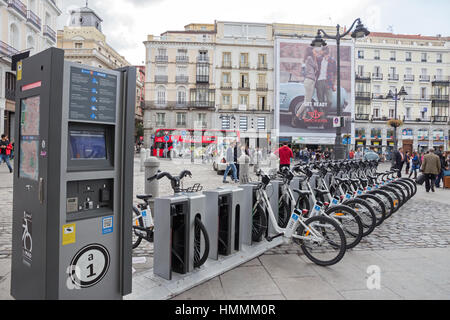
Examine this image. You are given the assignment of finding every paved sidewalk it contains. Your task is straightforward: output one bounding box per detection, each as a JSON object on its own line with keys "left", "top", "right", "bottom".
{"left": 1, "top": 158, "right": 449, "bottom": 300}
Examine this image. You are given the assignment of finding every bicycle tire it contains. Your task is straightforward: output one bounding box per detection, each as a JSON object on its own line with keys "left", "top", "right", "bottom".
{"left": 296, "top": 215, "right": 347, "bottom": 266}
{"left": 395, "top": 180, "right": 412, "bottom": 200}
{"left": 369, "top": 189, "right": 394, "bottom": 220}
{"left": 193, "top": 216, "right": 210, "bottom": 268}
{"left": 252, "top": 203, "right": 268, "bottom": 242}
{"left": 343, "top": 197, "right": 377, "bottom": 237}
{"left": 400, "top": 178, "right": 417, "bottom": 197}
{"left": 132, "top": 206, "right": 144, "bottom": 249}
{"left": 278, "top": 197, "right": 292, "bottom": 228}
{"left": 387, "top": 183, "right": 407, "bottom": 205}
{"left": 380, "top": 186, "right": 402, "bottom": 215}
{"left": 325, "top": 205, "right": 363, "bottom": 249}
{"left": 358, "top": 193, "right": 386, "bottom": 226}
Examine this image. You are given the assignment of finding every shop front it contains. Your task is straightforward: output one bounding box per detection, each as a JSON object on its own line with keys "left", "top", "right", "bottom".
{"left": 402, "top": 128, "right": 414, "bottom": 154}
{"left": 432, "top": 129, "right": 445, "bottom": 152}
{"left": 417, "top": 129, "right": 429, "bottom": 153}
{"left": 355, "top": 128, "right": 366, "bottom": 150}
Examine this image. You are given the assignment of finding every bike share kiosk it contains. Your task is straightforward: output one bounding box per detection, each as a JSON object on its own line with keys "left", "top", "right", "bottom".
{"left": 203, "top": 187, "right": 244, "bottom": 259}
{"left": 153, "top": 176, "right": 207, "bottom": 281}
{"left": 10, "top": 48, "right": 135, "bottom": 300}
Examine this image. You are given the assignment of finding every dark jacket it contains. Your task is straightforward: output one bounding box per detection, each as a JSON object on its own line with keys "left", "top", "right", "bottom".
{"left": 394, "top": 151, "right": 404, "bottom": 167}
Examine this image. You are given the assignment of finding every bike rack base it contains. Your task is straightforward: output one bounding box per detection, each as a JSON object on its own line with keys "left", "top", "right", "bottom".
{"left": 126, "top": 237, "right": 285, "bottom": 300}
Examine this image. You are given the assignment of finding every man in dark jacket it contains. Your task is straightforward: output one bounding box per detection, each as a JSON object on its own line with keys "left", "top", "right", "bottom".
{"left": 434, "top": 149, "right": 446, "bottom": 188}
{"left": 393, "top": 147, "right": 405, "bottom": 177}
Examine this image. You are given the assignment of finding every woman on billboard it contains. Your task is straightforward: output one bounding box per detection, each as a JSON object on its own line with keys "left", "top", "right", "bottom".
{"left": 295, "top": 47, "right": 319, "bottom": 121}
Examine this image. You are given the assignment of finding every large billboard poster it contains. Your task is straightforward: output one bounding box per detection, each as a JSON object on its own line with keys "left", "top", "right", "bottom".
{"left": 275, "top": 39, "right": 355, "bottom": 145}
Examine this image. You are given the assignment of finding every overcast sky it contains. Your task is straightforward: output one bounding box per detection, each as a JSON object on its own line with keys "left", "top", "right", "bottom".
{"left": 58, "top": 0, "right": 450, "bottom": 65}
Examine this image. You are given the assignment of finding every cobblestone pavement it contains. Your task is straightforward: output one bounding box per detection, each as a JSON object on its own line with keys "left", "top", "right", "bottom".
{"left": 1, "top": 157, "right": 450, "bottom": 261}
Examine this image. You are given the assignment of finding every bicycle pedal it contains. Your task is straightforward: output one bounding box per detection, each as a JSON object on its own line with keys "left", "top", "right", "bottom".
{"left": 267, "top": 233, "right": 284, "bottom": 242}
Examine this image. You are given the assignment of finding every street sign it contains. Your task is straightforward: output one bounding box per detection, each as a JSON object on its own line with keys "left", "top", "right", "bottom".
{"left": 333, "top": 116, "right": 344, "bottom": 128}
{"left": 164, "top": 135, "right": 170, "bottom": 142}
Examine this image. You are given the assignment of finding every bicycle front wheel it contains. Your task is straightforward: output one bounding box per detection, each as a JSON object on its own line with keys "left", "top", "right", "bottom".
{"left": 326, "top": 205, "right": 363, "bottom": 249}
{"left": 193, "top": 216, "right": 210, "bottom": 268}
{"left": 132, "top": 206, "right": 144, "bottom": 249}
{"left": 252, "top": 203, "right": 268, "bottom": 242}
{"left": 295, "top": 215, "right": 347, "bottom": 266}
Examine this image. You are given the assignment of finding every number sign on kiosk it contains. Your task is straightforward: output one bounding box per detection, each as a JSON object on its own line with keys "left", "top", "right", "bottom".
{"left": 10, "top": 48, "right": 136, "bottom": 300}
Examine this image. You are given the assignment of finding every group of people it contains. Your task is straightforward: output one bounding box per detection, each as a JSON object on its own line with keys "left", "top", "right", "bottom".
{"left": 222, "top": 142, "right": 264, "bottom": 183}
{"left": 0, "top": 134, "right": 14, "bottom": 173}
{"left": 294, "top": 147, "right": 333, "bottom": 163}
{"left": 295, "top": 46, "right": 337, "bottom": 121}
{"left": 392, "top": 147, "right": 450, "bottom": 192}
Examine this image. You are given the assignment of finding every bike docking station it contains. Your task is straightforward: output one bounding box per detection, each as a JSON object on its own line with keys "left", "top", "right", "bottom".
{"left": 10, "top": 48, "right": 136, "bottom": 300}
{"left": 129, "top": 183, "right": 285, "bottom": 300}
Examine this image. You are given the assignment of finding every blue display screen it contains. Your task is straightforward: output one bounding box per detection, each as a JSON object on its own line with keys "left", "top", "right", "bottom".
{"left": 69, "top": 130, "right": 106, "bottom": 160}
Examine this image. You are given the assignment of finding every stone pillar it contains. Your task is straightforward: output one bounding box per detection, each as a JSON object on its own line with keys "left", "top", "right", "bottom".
{"left": 144, "top": 156, "right": 160, "bottom": 211}
{"left": 140, "top": 148, "right": 147, "bottom": 172}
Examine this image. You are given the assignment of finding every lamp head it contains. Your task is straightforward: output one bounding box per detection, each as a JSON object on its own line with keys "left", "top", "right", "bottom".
{"left": 398, "top": 86, "right": 407, "bottom": 96}
{"left": 311, "top": 31, "right": 327, "bottom": 47}
{"left": 386, "top": 90, "right": 394, "bottom": 99}
{"left": 351, "top": 19, "right": 370, "bottom": 39}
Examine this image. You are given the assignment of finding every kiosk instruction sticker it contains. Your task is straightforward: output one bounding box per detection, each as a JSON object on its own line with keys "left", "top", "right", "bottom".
{"left": 68, "top": 67, "right": 117, "bottom": 123}
{"left": 102, "top": 216, "right": 113, "bottom": 235}
{"left": 62, "top": 224, "right": 76, "bottom": 246}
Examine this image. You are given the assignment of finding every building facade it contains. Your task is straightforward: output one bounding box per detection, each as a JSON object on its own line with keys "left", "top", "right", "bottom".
{"left": 143, "top": 24, "right": 216, "bottom": 149}
{"left": 1, "top": 0, "right": 61, "bottom": 139}
{"left": 354, "top": 32, "right": 450, "bottom": 153}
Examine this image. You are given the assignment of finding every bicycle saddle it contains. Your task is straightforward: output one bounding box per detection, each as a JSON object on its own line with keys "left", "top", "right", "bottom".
{"left": 314, "top": 188, "right": 329, "bottom": 196}
{"left": 292, "top": 189, "right": 311, "bottom": 197}
{"left": 136, "top": 194, "right": 152, "bottom": 201}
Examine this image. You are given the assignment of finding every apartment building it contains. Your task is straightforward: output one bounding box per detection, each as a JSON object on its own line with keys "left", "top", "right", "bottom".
{"left": 0, "top": 0, "right": 61, "bottom": 139}
{"left": 214, "top": 21, "right": 274, "bottom": 149}
{"left": 354, "top": 32, "right": 450, "bottom": 153}
{"left": 143, "top": 24, "right": 216, "bottom": 148}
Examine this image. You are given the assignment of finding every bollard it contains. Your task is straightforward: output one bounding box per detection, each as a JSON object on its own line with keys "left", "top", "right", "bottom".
{"left": 144, "top": 156, "right": 160, "bottom": 211}
{"left": 140, "top": 148, "right": 147, "bottom": 172}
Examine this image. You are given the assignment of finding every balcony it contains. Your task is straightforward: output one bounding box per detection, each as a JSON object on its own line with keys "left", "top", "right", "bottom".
{"left": 189, "top": 101, "right": 215, "bottom": 108}
{"left": 355, "top": 72, "right": 371, "bottom": 81}
{"left": 419, "top": 75, "right": 430, "bottom": 82}
{"left": 175, "top": 101, "right": 188, "bottom": 108}
{"left": 197, "top": 56, "right": 209, "bottom": 63}
{"left": 43, "top": 25, "right": 56, "bottom": 43}
{"left": 239, "top": 62, "right": 249, "bottom": 69}
{"left": 432, "top": 75, "right": 450, "bottom": 84}
{"left": 220, "top": 82, "right": 232, "bottom": 90}
{"left": 155, "top": 55, "right": 168, "bottom": 63}
{"left": 257, "top": 63, "right": 268, "bottom": 70}
{"left": 196, "top": 75, "right": 209, "bottom": 83}
{"left": 355, "top": 114, "right": 370, "bottom": 121}
{"left": 372, "top": 73, "right": 383, "bottom": 81}
{"left": 256, "top": 83, "right": 268, "bottom": 91}
{"left": 431, "top": 95, "right": 449, "bottom": 101}
{"left": 404, "top": 74, "right": 415, "bottom": 82}
{"left": 26, "top": 10, "right": 41, "bottom": 31}
{"left": 238, "top": 83, "right": 250, "bottom": 91}
{"left": 176, "top": 56, "right": 189, "bottom": 64}
{"left": 355, "top": 92, "right": 371, "bottom": 100}
{"left": 154, "top": 75, "right": 168, "bottom": 83}
{"left": 45, "top": 0, "right": 62, "bottom": 14}
{"left": 175, "top": 75, "right": 189, "bottom": 84}
{"left": 7, "top": 0, "right": 27, "bottom": 20}
{"left": 0, "top": 40, "right": 19, "bottom": 58}
{"left": 221, "top": 61, "right": 232, "bottom": 69}
{"left": 432, "top": 116, "right": 448, "bottom": 123}
{"left": 388, "top": 74, "right": 399, "bottom": 81}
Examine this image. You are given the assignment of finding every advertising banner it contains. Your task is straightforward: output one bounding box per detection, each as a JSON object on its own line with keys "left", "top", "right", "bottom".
{"left": 275, "top": 38, "right": 354, "bottom": 144}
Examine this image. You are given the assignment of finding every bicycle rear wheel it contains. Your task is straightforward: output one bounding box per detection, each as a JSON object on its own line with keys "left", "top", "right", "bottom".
{"left": 358, "top": 194, "right": 386, "bottom": 226}
{"left": 132, "top": 206, "right": 144, "bottom": 249}
{"left": 278, "top": 197, "right": 292, "bottom": 228}
{"left": 295, "top": 215, "right": 346, "bottom": 266}
{"left": 343, "top": 198, "right": 377, "bottom": 237}
{"left": 193, "top": 216, "right": 210, "bottom": 268}
{"left": 326, "top": 205, "right": 363, "bottom": 249}
{"left": 252, "top": 203, "right": 268, "bottom": 242}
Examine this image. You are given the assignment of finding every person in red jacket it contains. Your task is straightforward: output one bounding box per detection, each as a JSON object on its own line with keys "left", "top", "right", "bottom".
{"left": 275, "top": 142, "right": 294, "bottom": 171}
{"left": 0, "top": 134, "right": 13, "bottom": 173}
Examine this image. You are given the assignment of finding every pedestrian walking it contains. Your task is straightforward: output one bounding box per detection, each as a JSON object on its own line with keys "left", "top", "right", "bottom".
{"left": 408, "top": 151, "right": 420, "bottom": 179}
{"left": 355, "top": 148, "right": 363, "bottom": 160}
{"left": 421, "top": 148, "right": 441, "bottom": 193}
{"left": 0, "top": 134, "right": 13, "bottom": 173}
{"left": 434, "top": 149, "right": 446, "bottom": 188}
{"left": 274, "top": 142, "right": 294, "bottom": 171}
{"left": 405, "top": 151, "right": 411, "bottom": 175}
{"left": 393, "top": 147, "right": 405, "bottom": 178}
{"left": 223, "top": 142, "right": 238, "bottom": 184}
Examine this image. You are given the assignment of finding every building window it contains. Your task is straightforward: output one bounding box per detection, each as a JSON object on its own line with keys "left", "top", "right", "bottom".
{"left": 239, "top": 95, "right": 248, "bottom": 107}
{"left": 240, "top": 73, "right": 249, "bottom": 88}
{"left": 221, "top": 117, "right": 231, "bottom": 130}
{"left": 177, "top": 87, "right": 186, "bottom": 105}
{"left": 373, "top": 108, "right": 380, "bottom": 119}
{"left": 357, "top": 50, "right": 364, "bottom": 59}
{"left": 199, "top": 50, "right": 208, "bottom": 62}
{"left": 222, "top": 52, "right": 231, "bottom": 67}
{"left": 357, "top": 65, "right": 364, "bottom": 76}
{"left": 421, "top": 52, "right": 427, "bottom": 62}
{"left": 257, "top": 117, "right": 266, "bottom": 130}
{"left": 239, "top": 116, "right": 248, "bottom": 131}
{"left": 198, "top": 113, "right": 206, "bottom": 126}
{"left": 240, "top": 53, "right": 249, "bottom": 68}
{"left": 389, "top": 109, "right": 395, "bottom": 118}
{"left": 156, "top": 113, "right": 165, "bottom": 126}
{"left": 406, "top": 52, "right": 412, "bottom": 62}
{"left": 222, "top": 94, "right": 231, "bottom": 106}
{"left": 74, "top": 42, "right": 83, "bottom": 49}
{"left": 390, "top": 51, "right": 396, "bottom": 61}
{"left": 374, "top": 50, "right": 380, "bottom": 60}
{"left": 437, "top": 53, "right": 443, "bottom": 63}
{"left": 157, "top": 86, "right": 166, "bottom": 104}
{"left": 258, "top": 54, "right": 267, "bottom": 68}
{"left": 222, "top": 72, "right": 231, "bottom": 85}
{"left": 421, "top": 87, "right": 427, "bottom": 99}
{"left": 258, "top": 96, "right": 266, "bottom": 111}
{"left": 176, "top": 113, "right": 186, "bottom": 126}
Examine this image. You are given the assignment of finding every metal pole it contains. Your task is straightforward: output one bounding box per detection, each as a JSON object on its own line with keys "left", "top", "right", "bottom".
{"left": 334, "top": 25, "right": 344, "bottom": 160}
{"left": 394, "top": 88, "right": 398, "bottom": 150}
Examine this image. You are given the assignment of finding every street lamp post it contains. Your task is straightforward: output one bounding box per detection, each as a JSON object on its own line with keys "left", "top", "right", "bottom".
{"left": 311, "top": 19, "right": 370, "bottom": 160}
{"left": 386, "top": 86, "right": 407, "bottom": 150}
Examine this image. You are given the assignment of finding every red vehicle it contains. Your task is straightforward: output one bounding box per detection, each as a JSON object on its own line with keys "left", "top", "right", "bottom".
{"left": 152, "top": 128, "right": 240, "bottom": 157}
